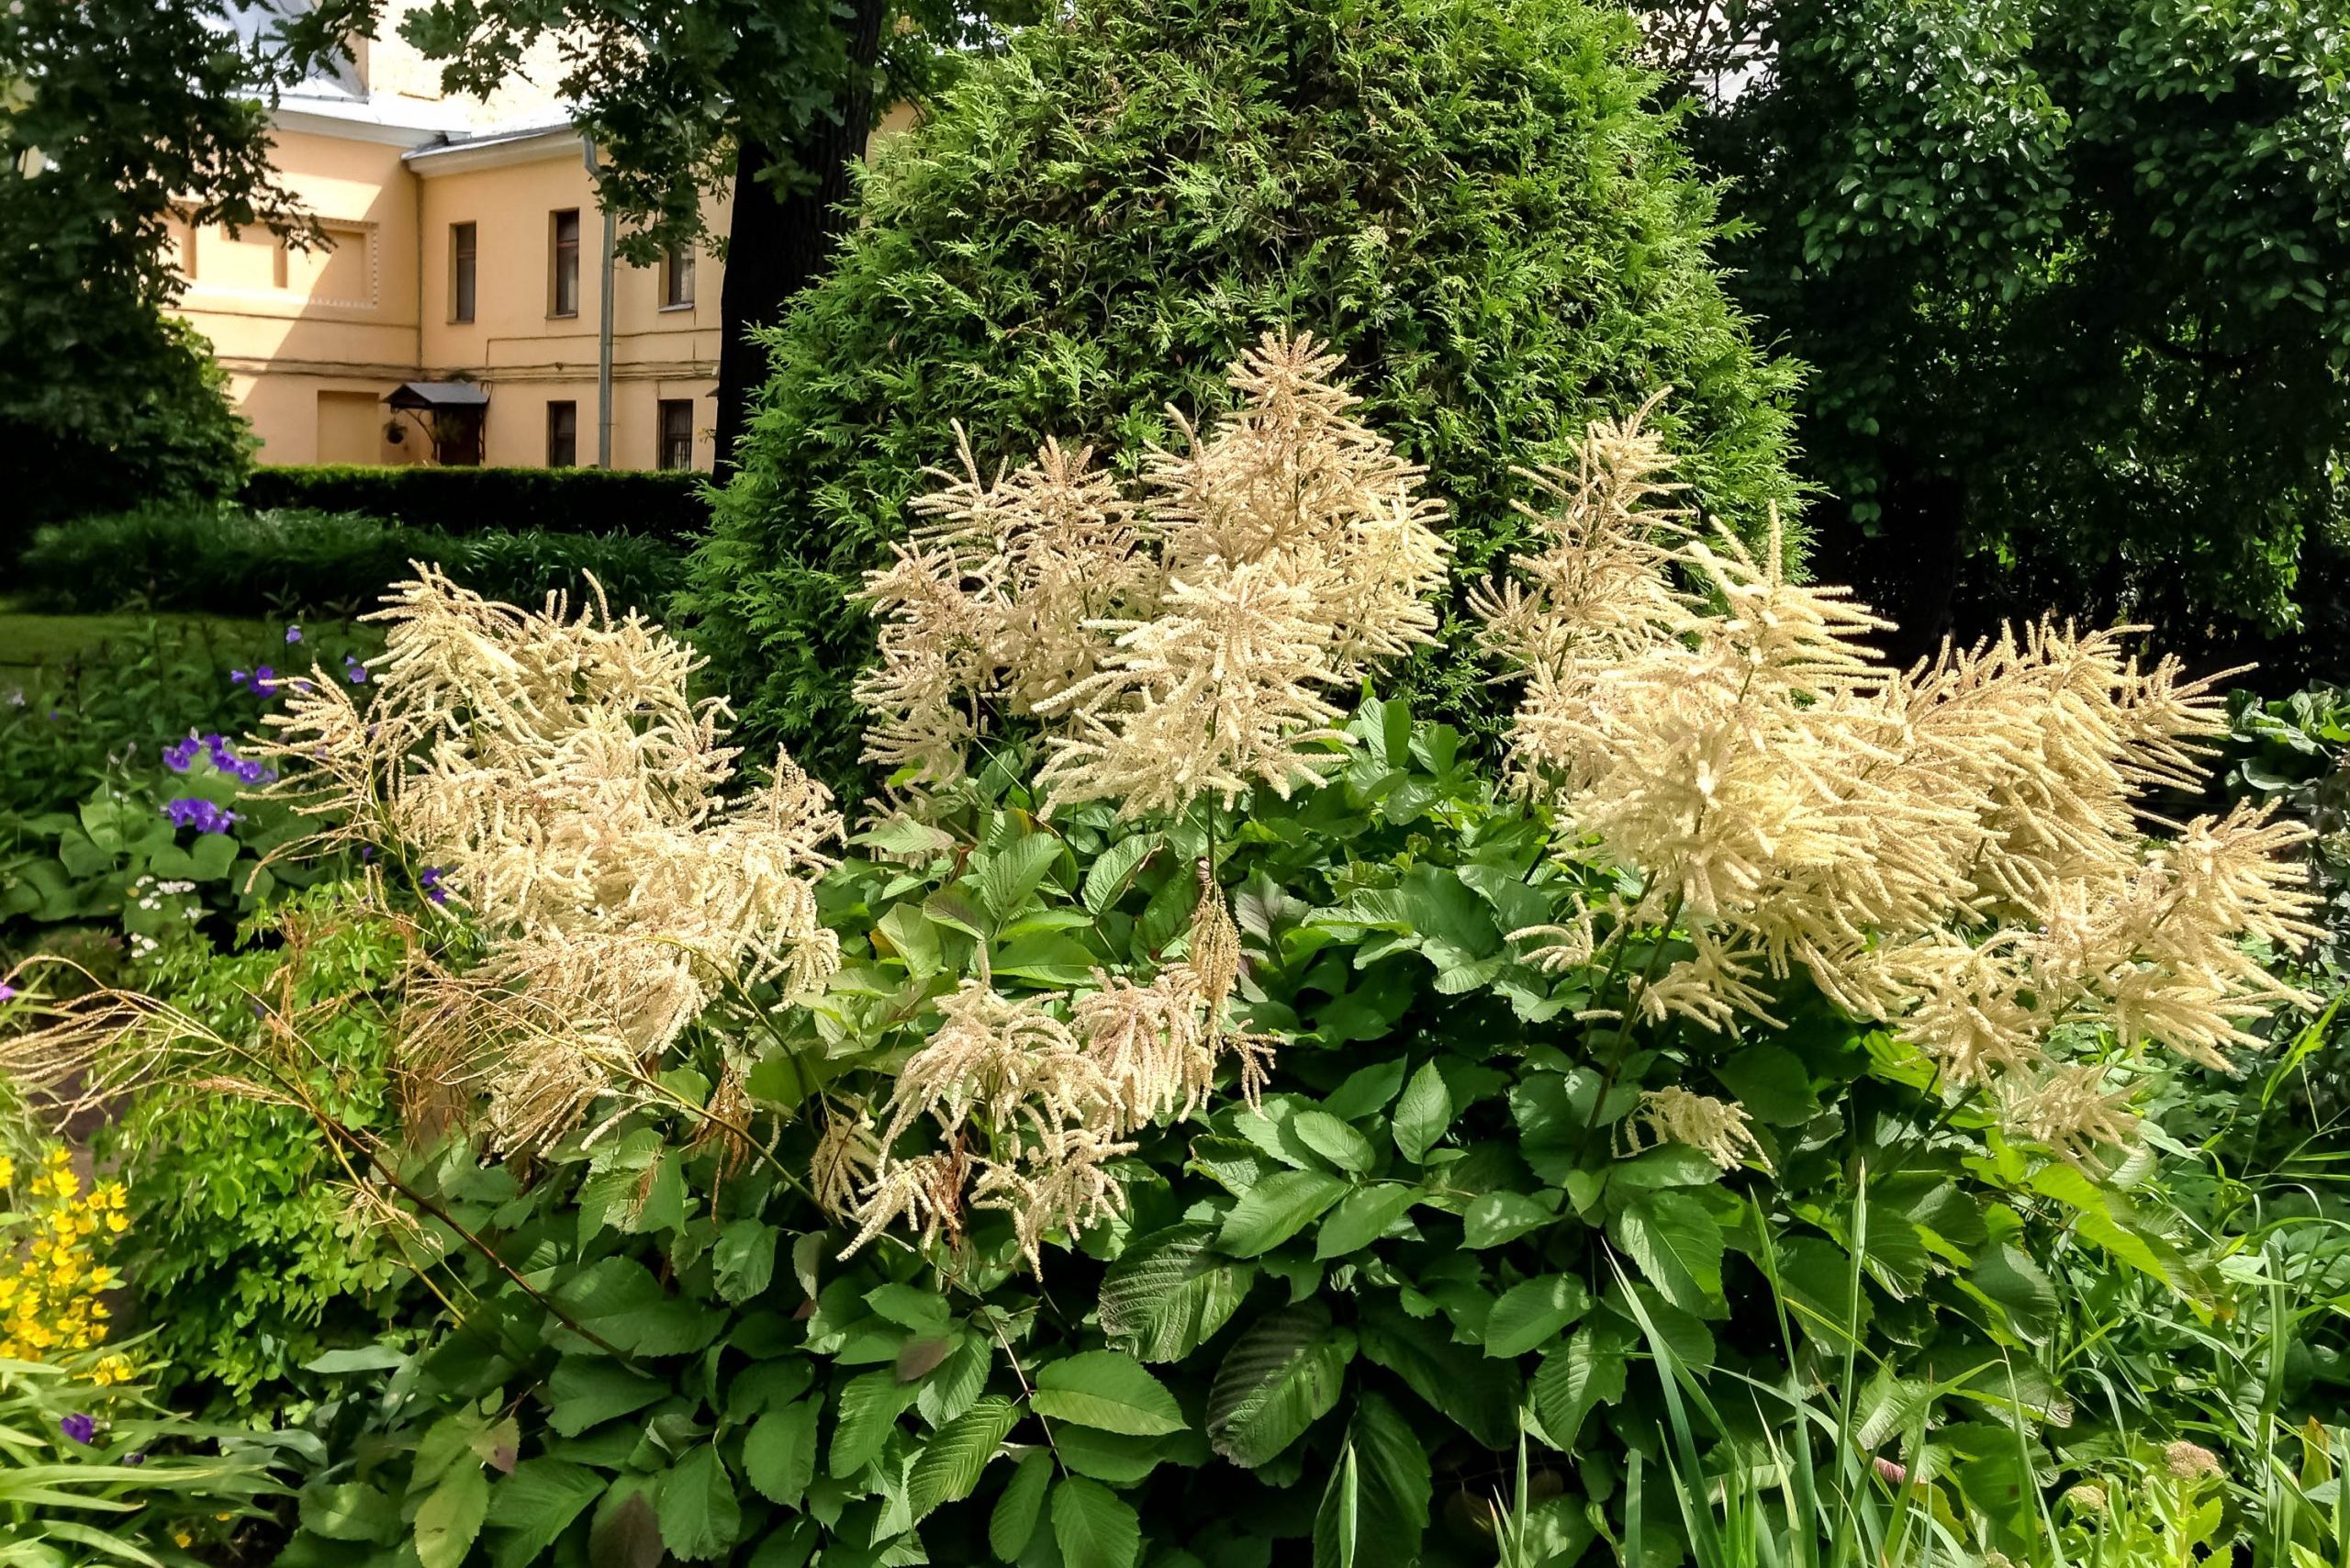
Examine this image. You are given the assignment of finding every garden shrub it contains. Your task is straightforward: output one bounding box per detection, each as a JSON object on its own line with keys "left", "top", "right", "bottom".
{"left": 21, "top": 504, "right": 686, "bottom": 621}
{"left": 96, "top": 893, "right": 419, "bottom": 1421}
{"left": 240, "top": 465, "right": 710, "bottom": 539}
{"left": 19, "top": 343, "right": 2335, "bottom": 1568}
{"left": 683, "top": 0, "right": 1804, "bottom": 785}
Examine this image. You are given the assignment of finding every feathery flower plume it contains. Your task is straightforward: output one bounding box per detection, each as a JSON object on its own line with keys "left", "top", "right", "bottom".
{"left": 855, "top": 332, "right": 1450, "bottom": 816}
{"left": 1479, "top": 403, "right": 2319, "bottom": 1162}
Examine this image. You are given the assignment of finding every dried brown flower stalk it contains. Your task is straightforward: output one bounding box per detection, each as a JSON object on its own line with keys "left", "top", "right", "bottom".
{"left": 1481, "top": 405, "right": 2321, "bottom": 1160}
{"left": 856, "top": 333, "right": 1450, "bottom": 813}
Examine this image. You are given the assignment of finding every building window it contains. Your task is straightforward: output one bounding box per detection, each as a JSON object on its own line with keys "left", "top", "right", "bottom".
{"left": 546, "top": 399, "right": 578, "bottom": 467}
{"left": 551, "top": 208, "right": 580, "bottom": 318}
{"left": 661, "top": 241, "right": 695, "bottom": 309}
{"left": 657, "top": 399, "right": 694, "bottom": 470}
{"left": 451, "top": 222, "right": 476, "bottom": 323}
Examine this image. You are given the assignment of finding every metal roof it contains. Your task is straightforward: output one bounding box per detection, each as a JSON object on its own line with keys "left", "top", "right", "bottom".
{"left": 386, "top": 382, "right": 491, "bottom": 410}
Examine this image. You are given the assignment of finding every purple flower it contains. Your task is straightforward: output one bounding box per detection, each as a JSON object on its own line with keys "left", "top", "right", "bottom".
{"left": 121, "top": 1451, "right": 145, "bottom": 1467}
{"left": 0, "top": 985, "right": 16, "bottom": 1002}
{"left": 285, "top": 625, "right": 304, "bottom": 644}
{"left": 162, "top": 734, "right": 205, "bottom": 773}
{"left": 344, "top": 655, "right": 370, "bottom": 686}
{"left": 60, "top": 1413, "right": 95, "bottom": 1445}
{"left": 230, "top": 666, "right": 280, "bottom": 699}
{"left": 419, "top": 867, "right": 450, "bottom": 905}
{"left": 163, "top": 798, "right": 238, "bottom": 834}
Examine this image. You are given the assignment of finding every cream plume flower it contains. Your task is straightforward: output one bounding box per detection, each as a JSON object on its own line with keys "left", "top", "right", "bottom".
{"left": 855, "top": 332, "right": 1450, "bottom": 817}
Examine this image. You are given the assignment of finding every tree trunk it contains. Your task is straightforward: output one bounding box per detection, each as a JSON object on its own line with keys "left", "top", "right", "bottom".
{"left": 712, "top": 0, "right": 890, "bottom": 479}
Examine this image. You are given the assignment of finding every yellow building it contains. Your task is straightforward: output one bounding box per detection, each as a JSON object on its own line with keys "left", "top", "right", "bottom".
{"left": 170, "top": 23, "right": 729, "bottom": 473}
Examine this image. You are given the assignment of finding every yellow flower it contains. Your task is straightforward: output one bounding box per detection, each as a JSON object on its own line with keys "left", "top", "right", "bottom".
{"left": 173, "top": 1533, "right": 192, "bottom": 1550}
{"left": 0, "top": 1156, "right": 16, "bottom": 1188}
{"left": 104, "top": 1213, "right": 126, "bottom": 1235}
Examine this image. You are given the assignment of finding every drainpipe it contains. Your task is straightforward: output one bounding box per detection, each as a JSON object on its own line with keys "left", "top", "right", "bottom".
{"left": 583, "top": 135, "right": 616, "bottom": 468}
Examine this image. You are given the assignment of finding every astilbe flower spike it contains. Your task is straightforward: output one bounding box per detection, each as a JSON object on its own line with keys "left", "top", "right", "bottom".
{"left": 854, "top": 332, "right": 1451, "bottom": 816}
{"left": 1480, "top": 404, "right": 2320, "bottom": 1162}
{"left": 256, "top": 567, "right": 843, "bottom": 1152}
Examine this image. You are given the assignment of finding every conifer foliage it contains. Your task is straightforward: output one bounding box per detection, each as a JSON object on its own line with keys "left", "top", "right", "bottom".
{"left": 682, "top": 0, "right": 1803, "bottom": 784}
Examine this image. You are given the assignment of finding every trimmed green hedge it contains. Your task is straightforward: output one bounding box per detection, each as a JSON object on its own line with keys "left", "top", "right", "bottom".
{"left": 22, "top": 505, "right": 687, "bottom": 620}
{"left": 241, "top": 465, "right": 711, "bottom": 539}
{"left": 684, "top": 0, "right": 1806, "bottom": 785}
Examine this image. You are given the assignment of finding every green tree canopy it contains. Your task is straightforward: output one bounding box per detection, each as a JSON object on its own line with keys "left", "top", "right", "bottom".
{"left": 1683, "top": 0, "right": 2350, "bottom": 672}
{"left": 0, "top": 0, "right": 303, "bottom": 530}
{"left": 681, "top": 0, "right": 1804, "bottom": 785}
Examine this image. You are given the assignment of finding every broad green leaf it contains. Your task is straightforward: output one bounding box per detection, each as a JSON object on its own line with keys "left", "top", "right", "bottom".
{"left": 1083, "top": 833, "right": 1164, "bottom": 913}
{"left": 1532, "top": 1327, "right": 1631, "bottom": 1449}
{"left": 1609, "top": 1192, "right": 1725, "bottom": 1313}
{"left": 915, "top": 1333, "right": 992, "bottom": 1427}
{"left": 990, "top": 1450, "right": 1054, "bottom": 1561}
{"left": 1321, "top": 1058, "right": 1407, "bottom": 1121}
{"left": 829, "top": 1371, "right": 916, "bottom": 1477}
{"left": 299, "top": 1482, "right": 398, "bottom": 1545}
{"left": 488, "top": 1462, "right": 604, "bottom": 1568}
{"left": 1393, "top": 1061, "right": 1451, "bottom": 1162}
{"left": 655, "top": 1446, "right": 741, "bottom": 1562}
{"left": 415, "top": 1466, "right": 489, "bottom": 1568}
{"left": 743, "top": 1399, "right": 820, "bottom": 1506}
{"left": 1099, "top": 1224, "right": 1255, "bottom": 1361}
{"left": 1971, "top": 1243, "right": 2057, "bottom": 1341}
{"left": 1356, "top": 1299, "right": 1520, "bottom": 1450}
{"left": 1207, "top": 1303, "right": 1357, "bottom": 1467}
{"left": 1292, "top": 1110, "right": 1377, "bottom": 1173}
{"left": 1711, "top": 1044, "right": 1819, "bottom": 1126}
{"left": 1219, "top": 1169, "right": 1349, "bottom": 1257}
{"left": 908, "top": 1394, "right": 1020, "bottom": 1520}
{"left": 1315, "top": 1184, "right": 1420, "bottom": 1260}
{"left": 1314, "top": 1442, "right": 1360, "bottom": 1568}
{"left": 711, "top": 1220, "right": 778, "bottom": 1305}
{"left": 1033, "top": 1351, "right": 1186, "bottom": 1436}
{"left": 1461, "top": 1191, "right": 1559, "bottom": 1249}
{"left": 1055, "top": 1425, "right": 1169, "bottom": 1485}
{"left": 1052, "top": 1476, "right": 1142, "bottom": 1568}
{"left": 1348, "top": 1393, "right": 1433, "bottom": 1568}
{"left": 976, "top": 832, "right": 1063, "bottom": 919}
{"left": 1483, "top": 1274, "right": 1593, "bottom": 1359}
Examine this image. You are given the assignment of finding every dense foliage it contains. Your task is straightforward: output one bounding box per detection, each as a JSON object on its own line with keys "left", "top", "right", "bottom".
{"left": 14, "top": 348, "right": 2344, "bottom": 1568}
{"left": 0, "top": 0, "right": 316, "bottom": 538}
{"left": 683, "top": 0, "right": 1802, "bottom": 784}
{"left": 1680, "top": 0, "right": 2350, "bottom": 670}
{"left": 239, "top": 467, "right": 711, "bottom": 541}
{"left": 22, "top": 506, "right": 685, "bottom": 622}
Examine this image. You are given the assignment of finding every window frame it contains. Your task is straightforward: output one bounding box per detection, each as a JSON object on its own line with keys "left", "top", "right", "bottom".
{"left": 450, "top": 221, "right": 477, "bottom": 324}
{"left": 550, "top": 208, "right": 581, "bottom": 319}
{"left": 656, "top": 398, "right": 695, "bottom": 471}
{"left": 546, "top": 399, "right": 578, "bottom": 467}
{"left": 660, "top": 241, "right": 696, "bottom": 311}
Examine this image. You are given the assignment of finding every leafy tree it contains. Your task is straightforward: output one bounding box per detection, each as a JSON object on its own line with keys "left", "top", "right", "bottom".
{"left": 680, "top": 0, "right": 1804, "bottom": 784}
{"left": 1679, "top": 0, "right": 2350, "bottom": 671}
{"left": 297, "top": 0, "right": 1039, "bottom": 469}
{"left": 0, "top": 0, "right": 303, "bottom": 533}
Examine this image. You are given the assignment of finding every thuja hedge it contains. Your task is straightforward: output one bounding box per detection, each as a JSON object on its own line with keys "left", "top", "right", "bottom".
{"left": 682, "top": 0, "right": 1805, "bottom": 783}
{"left": 242, "top": 465, "right": 710, "bottom": 539}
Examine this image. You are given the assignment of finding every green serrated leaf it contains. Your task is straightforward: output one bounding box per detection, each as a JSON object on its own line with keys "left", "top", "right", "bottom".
{"left": 1052, "top": 1476, "right": 1142, "bottom": 1568}
{"left": 1207, "top": 1303, "right": 1356, "bottom": 1467}
{"left": 655, "top": 1446, "right": 740, "bottom": 1562}
{"left": 1483, "top": 1274, "right": 1593, "bottom": 1359}
{"left": 744, "top": 1399, "right": 820, "bottom": 1506}
{"left": 1609, "top": 1192, "right": 1725, "bottom": 1314}
{"left": 1393, "top": 1061, "right": 1450, "bottom": 1162}
{"left": 1292, "top": 1110, "right": 1377, "bottom": 1173}
{"left": 487, "top": 1462, "right": 603, "bottom": 1568}
{"left": 415, "top": 1466, "right": 489, "bottom": 1568}
{"left": 1220, "top": 1169, "right": 1348, "bottom": 1256}
{"left": 1315, "top": 1184, "right": 1420, "bottom": 1260}
{"left": 1099, "top": 1223, "right": 1255, "bottom": 1361}
{"left": 1531, "top": 1326, "right": 1631, "bottom": 1449}
{"left": 829, "top": 1370, "right": 916, "bottom": 1478}
{"left": 1083, "top": 833, "right": 1164, "bottom": 913}
{"left": 990, "top": 1450, "right": 1054, "bottom": 1561}
{"left": 908, "top": 1394, "right": 1020, "bottom": 1520}
{"left": 1033, "top": 1350, "right": 1186, "bottom": 1436}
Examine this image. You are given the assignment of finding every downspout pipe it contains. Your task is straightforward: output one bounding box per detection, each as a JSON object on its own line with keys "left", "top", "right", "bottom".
{"left": 583, "top": 134, "right": 616, "bottom": 468}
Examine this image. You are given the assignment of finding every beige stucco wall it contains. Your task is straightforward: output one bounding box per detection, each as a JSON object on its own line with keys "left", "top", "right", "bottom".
{"left": 175, "top": 123, "right": 428, "bottom": 466}
{"left": 414, "top": 136, "right": 724, "bottom": 471}
{"left": 170, "top": 94, "right": 916, "bottom": 474}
